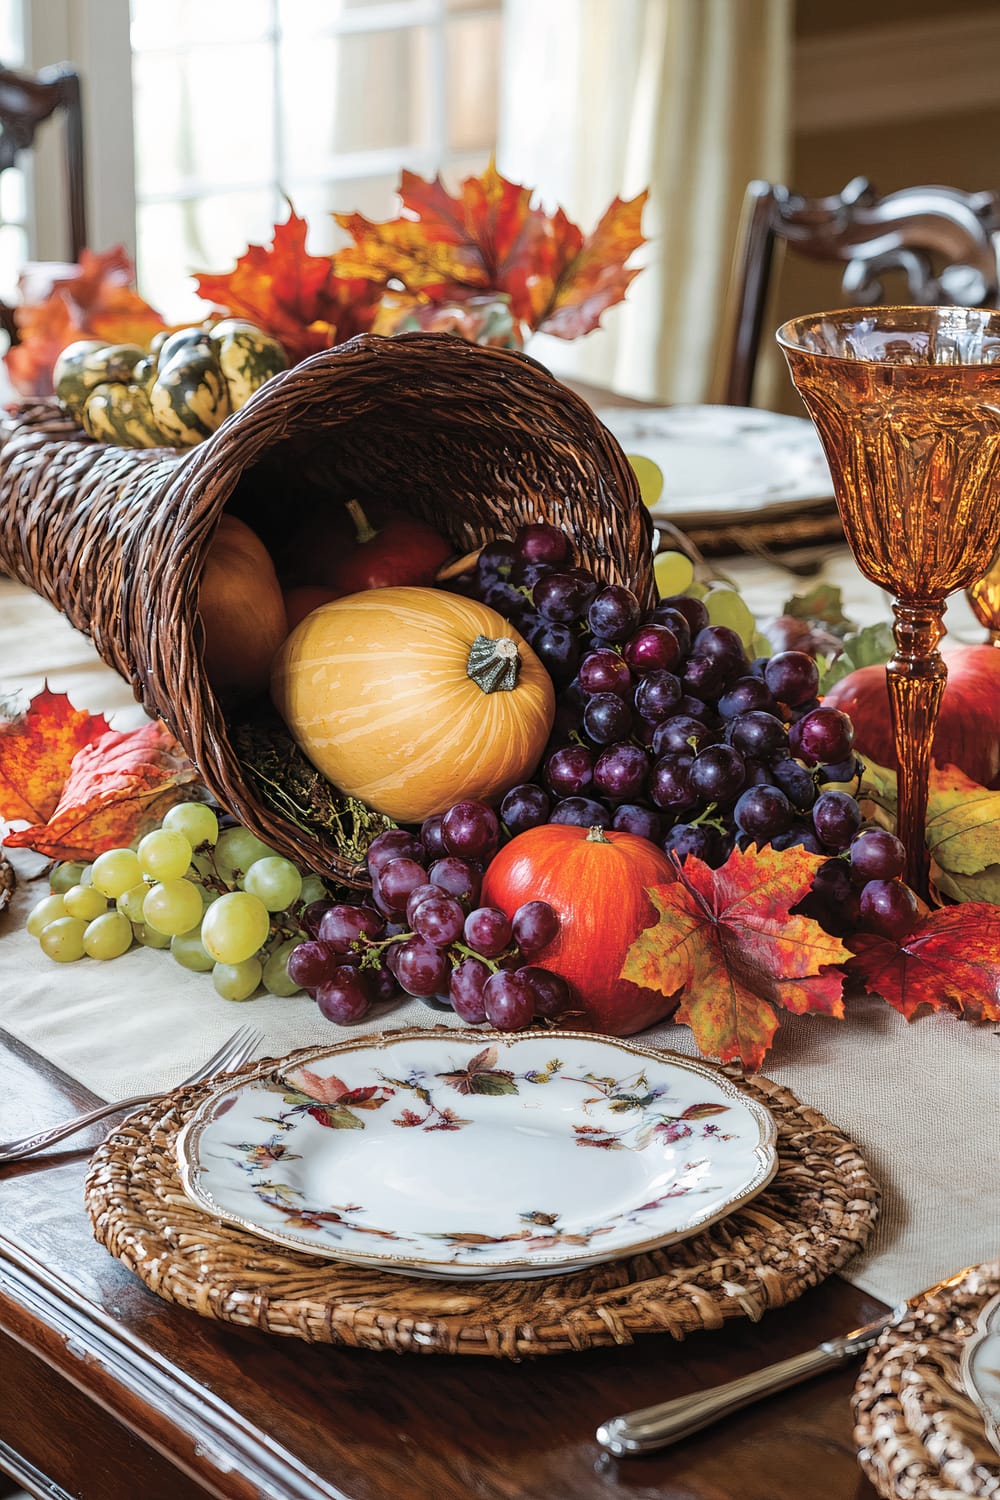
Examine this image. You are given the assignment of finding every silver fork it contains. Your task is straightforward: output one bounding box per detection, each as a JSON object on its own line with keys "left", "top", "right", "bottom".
{"left": 0, "top": 1024, "right": 263, "bottom": 1164}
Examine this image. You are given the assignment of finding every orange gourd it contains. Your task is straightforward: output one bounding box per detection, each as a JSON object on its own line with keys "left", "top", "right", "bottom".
{"left": 199, "top": 514, "right": 287, "bottom": 705}
{"left": 270, "top": 586, "right": 555, "bottom": 823}
{"left": 481, "top": 824, "right": 678, "bottom": 1036}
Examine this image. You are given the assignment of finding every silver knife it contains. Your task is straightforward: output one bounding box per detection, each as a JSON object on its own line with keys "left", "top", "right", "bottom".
{"left": 596, "top": 1302, "right": 908, "bottom": 1457}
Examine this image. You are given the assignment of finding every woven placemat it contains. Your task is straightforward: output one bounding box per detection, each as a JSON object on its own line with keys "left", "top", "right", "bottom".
{"left": 853, "top": 1262, "right": 1000, "bottom": 1499}
{"left": 85, "top": 1041, "right": 879, "bottom": 1359}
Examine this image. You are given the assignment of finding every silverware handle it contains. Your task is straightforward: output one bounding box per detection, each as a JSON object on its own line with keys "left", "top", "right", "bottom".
{"left": 596, "top": 1345, "right": 843, "bottom": 1456}
{"left": 0, "top": 1093, "right": 156, "bottom": 1162}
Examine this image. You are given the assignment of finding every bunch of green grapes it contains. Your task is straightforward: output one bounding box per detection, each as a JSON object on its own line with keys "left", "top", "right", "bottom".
{"left": 27, "top": 802, "right": 328, "bottom": 1001}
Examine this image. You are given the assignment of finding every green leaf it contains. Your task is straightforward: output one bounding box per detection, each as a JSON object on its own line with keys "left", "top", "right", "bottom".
{"left": 464, "top": 1072, "right": 519, "bottom": 1096}
{"left": 783, "top": 583, "right": 851, "bottom": 631}
{"left": 922, "top": 766, "right": 1000, "bottom": 877}
{"left": 818, "top": 621, "right": 895, "bottom": 694}
{"left": 933, "top": 862, "right": 1000, "bottom": 905}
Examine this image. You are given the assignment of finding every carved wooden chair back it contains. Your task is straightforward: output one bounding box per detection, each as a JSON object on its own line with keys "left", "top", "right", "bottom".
{"left": 723, "top": 177, "right": 1000, "bottom": 407}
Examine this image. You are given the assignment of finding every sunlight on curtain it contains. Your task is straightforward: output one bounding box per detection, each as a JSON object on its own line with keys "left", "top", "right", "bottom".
{"left": 498, "top": 0, "right": 791, "bottom": 402}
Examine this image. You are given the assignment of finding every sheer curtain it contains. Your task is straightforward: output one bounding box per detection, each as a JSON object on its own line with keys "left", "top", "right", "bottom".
{"left": 498, "top": 0, "right": 792, "bottom": 402}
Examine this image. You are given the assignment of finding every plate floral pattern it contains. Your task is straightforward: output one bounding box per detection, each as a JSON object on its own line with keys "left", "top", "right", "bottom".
{"left": 961, "top": 1290, "right": 1000, "bottom": 1457}
{"left": 176, "top": 1029, "right": 778, "bottom": 1280}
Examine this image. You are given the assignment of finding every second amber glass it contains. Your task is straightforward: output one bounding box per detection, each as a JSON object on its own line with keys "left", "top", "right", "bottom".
{"left": 777, "top": 307, "right": 1000, "bottom": 897}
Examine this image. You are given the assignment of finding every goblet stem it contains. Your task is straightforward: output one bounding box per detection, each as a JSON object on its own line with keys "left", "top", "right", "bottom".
{"left": 886, "top": 601, "right": 947, "bottom": 900}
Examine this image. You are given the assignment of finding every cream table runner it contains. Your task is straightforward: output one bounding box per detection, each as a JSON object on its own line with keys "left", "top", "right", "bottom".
{"left": 1, "top": 567, "right": 997, "bottom": 1309}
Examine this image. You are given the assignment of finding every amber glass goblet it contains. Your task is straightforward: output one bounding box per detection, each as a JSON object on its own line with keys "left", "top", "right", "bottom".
{"left": 777, "top": 307, "right": 1000, "bottom": 898}
{"left": 967, "top": 547, "right": 1000, "bottom": 644}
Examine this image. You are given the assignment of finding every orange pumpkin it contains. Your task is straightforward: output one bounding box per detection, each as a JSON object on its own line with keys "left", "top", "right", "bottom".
{"left": 199, "top": 514, "right": 287, "bottom": 705}
{"left": 481, "top": 824, "right": 677, "bottom": 1036}
{"left": 270, "top": 585, "right": 555, "bottom": 823}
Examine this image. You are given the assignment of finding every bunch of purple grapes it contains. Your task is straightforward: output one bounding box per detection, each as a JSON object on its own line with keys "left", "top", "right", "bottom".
{"left": 457, "top": 521, "right": 920, "bottom": 940}
{"left": 286, "top": 798, "right": 571, "bottom": 1030}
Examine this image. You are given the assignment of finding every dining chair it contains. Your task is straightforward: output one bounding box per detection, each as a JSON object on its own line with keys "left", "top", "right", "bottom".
{"left": 722, "top": 176, "right": 1000, "bottom": 407}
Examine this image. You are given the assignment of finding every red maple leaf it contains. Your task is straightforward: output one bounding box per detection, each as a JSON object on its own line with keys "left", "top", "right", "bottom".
{"left": 192, "top": 209, "right": 383, "bottom": 365}
{"left": 0, "top": 687, "right": 110, "bottom": 826}
{"left": 847, "top": 905, "right": 1000, "bottom": 1021}
{"left": 621, "top": 845, "right": 849, "bottom": 1071}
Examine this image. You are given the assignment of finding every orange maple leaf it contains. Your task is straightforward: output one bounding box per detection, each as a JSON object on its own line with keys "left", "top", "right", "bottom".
{"left": 333, "top": 160, "right": 648, "bottom": 340}
{"left": 621, "top": 845, "right": 849, "bottom": 1071}
{"left": 192, "top": 209, "right": 383, "bottom": 366}
{"left": 4, "top": 247, "right": 166, "bottom": 396}
{"left": 847, "top": 905, "right": 1000, "bottom": 1022}
{"left": 0, "top": 687, "right": 111, "bottom": 825}
{"left": 3, "top": 721, "right": 199, "bottom": 862}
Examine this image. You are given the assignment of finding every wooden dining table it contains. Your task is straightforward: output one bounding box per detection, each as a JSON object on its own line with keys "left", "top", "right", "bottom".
{"left": 0, "top": 373, "right": 921, "bottom": 1500}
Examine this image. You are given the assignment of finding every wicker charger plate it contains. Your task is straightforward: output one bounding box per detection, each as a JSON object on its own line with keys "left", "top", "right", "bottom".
{"left": 853, "top": 1262, "right": 1000, "bottom": 1500}
{"left": 85, "top": 1034, "right": 879, "bottom": 1358}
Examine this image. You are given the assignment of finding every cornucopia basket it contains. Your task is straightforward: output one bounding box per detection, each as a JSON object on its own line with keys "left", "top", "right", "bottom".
{"left": 0, "top": 331, "right": 654, "bottom": 882}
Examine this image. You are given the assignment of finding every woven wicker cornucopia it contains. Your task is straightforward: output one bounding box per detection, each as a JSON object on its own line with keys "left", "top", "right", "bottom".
{"left": 0, "top": 332, "right": 654, "bottom": 881}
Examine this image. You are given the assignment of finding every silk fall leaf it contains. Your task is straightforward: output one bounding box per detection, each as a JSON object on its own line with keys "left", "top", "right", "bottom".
{"left": 3, "top": 719, "right": 199, "bottom": 862}
{"left": 192, "top": 209, "right": 383, "bottom": 366}
{"left": 847, "top": 904, "right": 1000, "bottom": 1022}
{"left": 621, "top": 845, "right": 849, "bottom": 1071}
{"left": 859, "top": 758, "right": 1000, "bottom": 903}
{"left": 0, "top": 686, "right": 110, "bottom": 825}
{"left": 333, "top": 161, "right": 648, "bottom": 340}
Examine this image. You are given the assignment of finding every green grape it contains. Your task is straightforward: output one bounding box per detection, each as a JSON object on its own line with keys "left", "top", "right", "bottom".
{"left": 50, "top": 861, "right": 87, "bottom": 895}
{"left": 654, "top": 549, "right": 695, "bottom": 598}
{"left": 132, "top": 921, "right": 172, "bottom": 950}
{"left": 299, "top": 874, "right": 328, "bottom": 905}
{"left": 27, "top": 893, "right": 67, "bottom": 937}
{"left": 626, "top": 452, "right": 664, "bottom": 508}
{"left": 116, "top": 882, "right": 150, "bottom": 923}
{"left": 215, "top": 825, "right": 280, "bottom": 884}
{"left": 684, "top": 580, "right": 708, "bottom": 599}
{"left": 703, "top": 585, "right": 757, "bottom": 652}
{"left": 92, "top": 847, "right": 143, "bottom": 899}
{"left": 170, "top": 926, "right": 215, "bottom": 973}
{"left": 142, "top": 878, "right": 204, "bottom": 937}
{"left": 79, "top": 863, "right": 96, "bottom": 888}
{"left": 39, "top": 916, "right": 89, "bottom": 962}
{"left": 243, "top": 856, "right": 302, "bottom": 912}
{"left": 136, "top": 828, "right": 194, "bottom": 882}
{"left": 201, "top": 890, "right": 270, "bottom": 965}
{"left": 212, "top": 957, "right": 263, "bottom": 1002}
{"left": 83, "top": 910, "right": 134, "bottom": 960}
{"left": 262, "top": 940, "right": 304, "bottom": 997}
{"left": 63, "top": 884, "right": 111, "bottom": 922}
{"left": 162, "top": 801, "right": 220, "bottom": 848}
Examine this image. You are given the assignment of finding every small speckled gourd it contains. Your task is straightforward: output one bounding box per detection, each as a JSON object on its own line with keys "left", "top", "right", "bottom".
{"left": 270, "top": 586, "right": 555, "bottom": 823}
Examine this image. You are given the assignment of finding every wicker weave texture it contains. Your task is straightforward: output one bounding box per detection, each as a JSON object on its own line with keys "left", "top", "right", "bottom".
{"left": 0, "top": 334, "right": 654, "bottom": 878}
{"left": 853, "top": 1263, "right": 1000, "bottom": 1500}
{"left": 85, "top": 1044, "right": 879, "bottom": 1358}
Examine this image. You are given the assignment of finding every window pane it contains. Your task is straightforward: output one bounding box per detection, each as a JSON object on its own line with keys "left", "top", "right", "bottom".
{"left": 0, "top": 165, "right": 25, "bottom": 225}
{"left": 136, "top": 189, "right": 279, "bottom": 319}
{"left": 447, "top": 14, "right": 500, "bottom": 152}
{"left": 0, "top": 0, "right": 24, "bottom": 62}
{"left": 131, "top": 0, "right": 273, "bottom": 52}
{"left": 0, "top": 222, "right": 27, "bottom": 303}
{"left": 133, "top": 45, "right": 275, "bottom": 197}
{"left": 287, "top": 172, "right": 402, "bottom": 251}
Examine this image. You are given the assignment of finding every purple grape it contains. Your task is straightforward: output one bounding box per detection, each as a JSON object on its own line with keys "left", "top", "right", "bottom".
{"left": 316, "top": 968, "right": 371, "bottom": 1024}
{"left": 612, "top": 803, "right": 664, "bottom": 841}
{"left": 519, "top": 966, "right": 571, "bottom": 1019}
{"left": 583, "top": 692, "right": 634, "bottom": 744}
{"left": 734, "top": 785, "right": 794, "bottom": 843}
{"left": 771, "top": 756, "right": 818, "bottom": 811}
{"left": 428, "top": 856, "right": 481, "bottom": 907}
{"left": 394, "top": 938, "right": 451, "bottom": 997}
{"left": 476, "top": 539, "right": 516, "bottom": 582}
{"left": 368, "top": 963, "right": 399, "bottom": 1003}
{"left": 405, "top": 882, "right": 439, "bottom": 925}
{"left": 764, "top": 650, "right": 820, "bottom": 707}
{"left": 420, "top": 815, "right": 447, "bottom": 860}
{"left": 514, "top": 521, "right": 569, "bottom": 564}
{"left": 789, "top": 707, "right": 855, "bottom": 765}
{"left": 744, "top": 759, "right": 775, "bottom": 787}
{"left": 449, "top": 956, "right": 491, "bottom": 1022}
{"left": 717, "top": 676, "right": 778, "bottom": 720}
{"left": 510, "top": 558, "right": 552, "bottom": 591}
{"left": 786, "top": 696, "right": 822, "bottom": 723}
{"left": 682, "top": 654, "right": 728, "bottom": 700}
{"left": 526, "top": 621, "right": 580, "bottom": 685}
{"left": 593, "top": 743, "right": 650, "bottom": 802}
{"left": 749, "top": 656, "right": 770, "bottom": 680}
{"left": 587, "top": 585, "right": 642, "bottom": 642}
{"left": 659, "top": 594, "right": 709, "bottom": 633}
{"left": 770, "top": 823, "right": 824, "bottom": 854}
{"left": 287, "top": 939, "right": 337, "bottom": 990}
{"left": 550, "top": 796, "right": 612, "bottom": 828}
{"left": 849, "top": 827, "right": 906, "bottom": 883}
{"left": 651, "top": 715, "right": 712, "bottom": 758}
{"left": 859, "top": 878, "right": 918, "bottom": 941}
{"left": 796, "top": 858, "right": 860, "bottom": 936}
{"left": 544, "top": 745, "right": 595, "bottom": 798}
{"left": 442, "top": 800, "right": 499, "bottom": 860}
{"left": 376, "top": 858, "right": 430, "bottom": 914}
{"left": 533, "top": 571, "right": 596, "bottom": 622}
{"left": 366, "top": 829, "right": 425, "bottom": 875}
{"left": 662, "top": 823, "right": 724, "bottom": 866}
{"left": 483, "top": 970, "right": 536, "bottom": 1030}
{"left": 688, "top": 745, "right": 747, "bottom": 804}
{"left": 648, "top": 605, "right": 692, "bottom": 657}
{"left": 624, "top": 623, "right": 681, "bottom": 675}
{"left": 512, "top": 900, "right": 560, "bottom": 954}
{"left": 727, "top": 710, "right": 787, "bottom": 760}
{"left": 578, "top": 649, "right": 633, "bottom": 698}
{"left": 818, "top": 756, "right": 862, "bottom": 785}
{"left": 411, "top": 892, "right": 466, "bottom": 947}
{"left": 677, "top": 693, "right": 720, "bottom": 726}
{"left": 318, "top": 903, "right": 386, "bottom": 952}
{"left": 649, "top": 754, "right": 696, "bottom": 811}
{"left": 464, "top": 906, "right": 513, "bottom": 958}
{"left": 692, "top": 625, "right": 749, "bottom": 675}
{"left": 634, "top": 670, "right": 682, "bottom": 723}
{"left": 301, "top": 899, "right": 333, "bottom": 939}
{"left": 500, "top": 783, "right": 550, "bottom": 836}
{"left": 812, "top": 789, "right": 863, "bottom": 851}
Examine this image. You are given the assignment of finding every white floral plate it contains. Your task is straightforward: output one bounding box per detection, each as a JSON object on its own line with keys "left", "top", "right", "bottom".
{"left": 961, "top": 1290, "right": 1000, "bottom": 1457}
{"left": 595, "top": 405, "right": 834, "bottom": 525}
{"left": 176, "top": 1029, "right": 778, "bottom": 1281}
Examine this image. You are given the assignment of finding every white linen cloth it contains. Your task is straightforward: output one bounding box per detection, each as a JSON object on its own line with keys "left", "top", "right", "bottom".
{"left": 1, "top": 566, "right": 997, "bottom": 1308}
